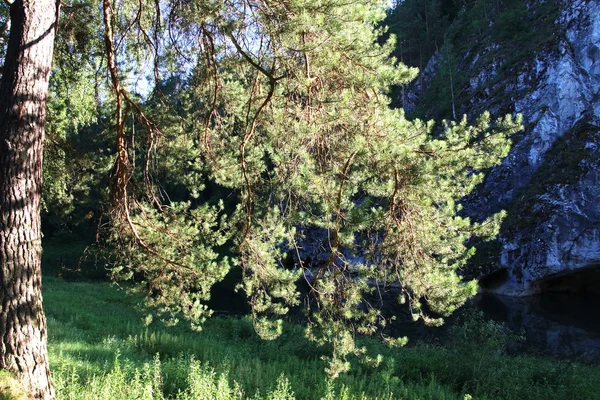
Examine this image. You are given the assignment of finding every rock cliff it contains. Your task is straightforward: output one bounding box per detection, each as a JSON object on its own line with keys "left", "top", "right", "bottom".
{"left": 424, "top": 0, "right": 600, "bottom": 295}
{"left": 398, "top": 0, "right": 600, "bottom": 295}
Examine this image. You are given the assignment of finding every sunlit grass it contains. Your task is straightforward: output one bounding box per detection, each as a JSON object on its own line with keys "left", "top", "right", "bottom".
{"left": 43, "top": 276, "right": 600, "bottom": 399}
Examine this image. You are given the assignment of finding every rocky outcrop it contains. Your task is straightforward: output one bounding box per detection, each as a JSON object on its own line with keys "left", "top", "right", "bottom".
{"left": 493, "top": 126, "right": 600, "bottom": 295}
{"left": 473, "top": 0, "right": 600, "bottom": 295}
{"left": 409, "top": 0, "right": 600, "bottom": 295}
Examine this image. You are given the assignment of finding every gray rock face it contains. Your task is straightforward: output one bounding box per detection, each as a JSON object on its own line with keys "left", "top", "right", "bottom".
{"left": 493, "top": 143, "right": 600, "bottom": 295}
{"left": 406, "top": 0, "right": 600, "bottom": 295}
{"left": 469, "top": 0, "right": 600, "bottom": 295}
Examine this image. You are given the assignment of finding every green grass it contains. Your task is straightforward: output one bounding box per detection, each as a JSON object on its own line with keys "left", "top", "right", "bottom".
{"left": 44, "top": 276, "right": 456, "bottom": 399}
{"left": 0, "top": 370, "right": 28, "bottom": 400}
{"left": 40, "top": 238, "right": 600, "bottom": 399}
{"left": 43, "top": 275, "right": 600, "bottom": 400}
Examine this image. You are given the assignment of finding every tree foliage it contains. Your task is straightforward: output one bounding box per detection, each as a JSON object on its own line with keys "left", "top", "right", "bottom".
{"left": 383, "top": 0, "right": 559, "bottom": 116}
{"left": 41, "top": 0, "right": 521, "bottom": 376}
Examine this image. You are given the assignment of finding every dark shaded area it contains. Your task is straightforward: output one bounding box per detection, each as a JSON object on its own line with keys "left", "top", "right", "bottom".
{"left": 534, "top": 265, "right": 600, "bottom": 295}
{"left": 479, "top": 267, "right": 509, "bottom": 290}
{"left": 41, "top": 233, "right": 105, "bottom": 280}
{"left": 206, "top": 266, "right": 251, "bottom": 316}
{"left": 476, "top": 291, "right": 600, "bottom": 361}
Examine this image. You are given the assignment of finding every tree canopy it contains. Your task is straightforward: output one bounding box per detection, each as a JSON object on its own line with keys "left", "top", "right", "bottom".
{"left": 1, "top": 0, "right": 521, "bottom": 390}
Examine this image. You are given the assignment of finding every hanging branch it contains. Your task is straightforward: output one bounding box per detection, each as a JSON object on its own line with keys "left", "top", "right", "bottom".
{"left": 227, "top": 32, "right": 281, "bottom": 243}
{"left": 311, "top": 151, "right": 357, "bottom": 300}
{"left": 201, "top": 26, "right": 220, "bottom": 161}
{"left": 103, "top": 0, "right": 129, "bottom": 217}
{"left": 102, "top": 0, "right": 191, "bottom": 271}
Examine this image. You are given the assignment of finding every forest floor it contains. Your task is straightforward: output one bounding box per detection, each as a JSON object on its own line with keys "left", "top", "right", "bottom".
{"left": 42, "top": 238, "right": 600, "bottom": 400}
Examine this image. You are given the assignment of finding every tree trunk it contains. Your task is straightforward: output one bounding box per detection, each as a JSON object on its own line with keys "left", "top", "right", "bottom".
{"left": 0, "top": 0, "right": 59, "bottom": 398}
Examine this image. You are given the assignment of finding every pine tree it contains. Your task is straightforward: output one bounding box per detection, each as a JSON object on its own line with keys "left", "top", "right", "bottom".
{"left": 0, "top": 0, "right": 521, "bottom": 391}
{"left": 90, "top": 0, "right": 520, "bottom": 374}
{"left": 0, "top": 0, "right": 59, "bottom": 396}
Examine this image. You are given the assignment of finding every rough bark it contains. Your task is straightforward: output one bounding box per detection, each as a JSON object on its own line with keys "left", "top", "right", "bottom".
{"left": 0, "top": 0, "right": 59, "bottom": 398}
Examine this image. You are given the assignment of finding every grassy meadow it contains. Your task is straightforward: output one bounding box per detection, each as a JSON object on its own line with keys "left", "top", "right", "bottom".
{"left": 35, "top": 238, "right": 600, "bottom": 399}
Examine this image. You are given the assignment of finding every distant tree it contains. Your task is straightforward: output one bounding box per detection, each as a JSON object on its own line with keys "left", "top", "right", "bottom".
{"left": 383, "top": 0, "right": 451, "bottom": 68}
{"left": 443, "top": 43, "right": 458, "bottom": 120}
